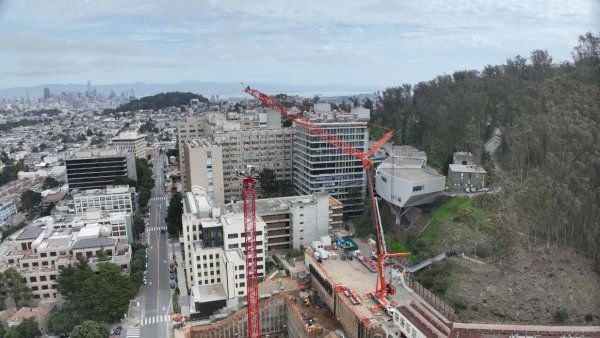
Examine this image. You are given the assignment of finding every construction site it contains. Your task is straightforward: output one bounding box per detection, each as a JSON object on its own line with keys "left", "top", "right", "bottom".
{"left": 170, "top": 88, "right": 600, "bottom": 338}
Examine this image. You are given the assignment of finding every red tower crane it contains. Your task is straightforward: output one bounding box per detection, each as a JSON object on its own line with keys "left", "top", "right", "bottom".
{"left": 243, "top": 86, "right": 410, "bottom": 306}
{"left": 242, "top": 167, "right": 260, "bottom": 338}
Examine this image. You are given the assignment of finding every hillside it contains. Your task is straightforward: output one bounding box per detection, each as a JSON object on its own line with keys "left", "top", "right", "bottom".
{"left": 109, "top": 92, "right": 208, "bottom": 113}
{"left": 372, "top": 32, "right": 600, "bottom": 268}
{"left": 367, "top": 32, "right": 600, "bottom": 324}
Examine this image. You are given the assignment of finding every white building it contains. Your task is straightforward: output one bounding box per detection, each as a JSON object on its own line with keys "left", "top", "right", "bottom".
{"left": 375, "top": 146, "right": 445, "bottom": 222}
{"left": 227, "top": 192, "right": 335, "bottom": 251}
{"left": 181, "top": 187, "right": 265, "bottom": 315}
{"left": 111, "top": 132, "right": 147, "bottom": 158}
{"left": 72, "top": 185, "right": 135, "bottom": 215}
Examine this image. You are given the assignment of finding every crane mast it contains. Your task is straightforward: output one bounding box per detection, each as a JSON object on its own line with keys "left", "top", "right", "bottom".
{"left": 243, "top": 86, "right": 409, "bottom": 303}
{"left": 242, "top": 172, "right": 260, "bottom": 338}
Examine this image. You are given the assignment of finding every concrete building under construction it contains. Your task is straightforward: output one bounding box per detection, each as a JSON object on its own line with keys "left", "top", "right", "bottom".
{"left": 174, "top": 242, "right": 600, "bottom": 338}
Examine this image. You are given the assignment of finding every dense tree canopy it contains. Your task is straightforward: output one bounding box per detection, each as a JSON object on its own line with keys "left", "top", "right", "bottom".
{"left": 135, "top": 158, "right": 154, "bottom": 213}
{"left": 108, "top": 92, "right": 208, "bottom": 113}
{"left": 257, "top": 168, "right": 277, "bottom": 197}
{"left": 373, "top": 32, "right": 600, "bottom": 267}
{"left": 42, "top": 177, "right": 62, "bottom": 190}
{"left": 4, "top": 318, "right": 40, "bottom": 338}
{"left": 20, "top": 190, "right": 41, "bottom": 212}
{"left": 57, "top": 260, "right": 135, "bottom": 324}
{"left": 70, "top": 320, "right": 109, "bottom": 338}
{"left": 166, "top": 192, "right": 183, "bottom": 236}
{"left": 0, "top": 268, "right": 32, "bottom": 310}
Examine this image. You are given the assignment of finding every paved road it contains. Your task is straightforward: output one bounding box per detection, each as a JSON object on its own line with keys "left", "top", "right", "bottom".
{"left": 135, "top": 155, "right": 172, "bottom": 338}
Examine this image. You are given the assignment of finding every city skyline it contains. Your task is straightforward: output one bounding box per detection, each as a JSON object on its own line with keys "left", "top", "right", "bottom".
{"left": 1, "top": 1, "right": 598, "bottom": 89}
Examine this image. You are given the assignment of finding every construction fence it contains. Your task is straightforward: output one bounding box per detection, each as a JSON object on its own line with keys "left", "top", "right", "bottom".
{"left": 408, "top": 280, "right": 455, "bottom": 322}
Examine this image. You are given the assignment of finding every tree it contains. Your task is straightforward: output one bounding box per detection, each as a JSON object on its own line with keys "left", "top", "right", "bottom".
{"left": 113, "top": 176, "right": 137, "bottom": 187}
{"left": 165, "top": 193, "right": 183, "bottom": 236}
{"left": 0, "top": 268, "right": 33, "bottom": 309}
{"left": 132, "top": 214, "right": 145, "bottom": 240}
{"left": 86, "top": 128, "right": 94, "bottom": 136}
{"left": 42, "top": 177, "right": 61, "bottom": 190}
{"left": 57, "top": 261, "right": 134, "bottom": 323}
{"left": 70, "top": 320, "right": 109, "bottom": 338}
{"left": 165, "top": 148, "right": 179, "bottom": 158}
{"left": 362, "top": 98, "right": 373, "bottom": 110}
{"left": 257, "top": 168, "right": 277, "bottom": 197}
{"left": 46, "top": 310, "right": 78, "bottom": 336}
{"left": 4, "top": 318, "right": 40, "bottom": 338}
{"left": 20, "top": 190, "right": 42, "bottom": 213}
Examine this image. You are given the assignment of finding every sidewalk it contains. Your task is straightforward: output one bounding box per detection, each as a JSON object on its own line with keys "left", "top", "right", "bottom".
{"left": 170, "top": 240, "right": 190, "bottom": 318}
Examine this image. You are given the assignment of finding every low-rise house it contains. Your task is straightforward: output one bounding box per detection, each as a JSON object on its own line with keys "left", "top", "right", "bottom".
{"left": 447, "top": 151, "right": 487, "bottom": 192}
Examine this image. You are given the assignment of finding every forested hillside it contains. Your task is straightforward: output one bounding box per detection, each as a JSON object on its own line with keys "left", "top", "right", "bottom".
{"left": 107, "top": 91, "right": 208, "bottom": 113}
{"left": 373, "top": 32, "right": 600, "bottom": 267}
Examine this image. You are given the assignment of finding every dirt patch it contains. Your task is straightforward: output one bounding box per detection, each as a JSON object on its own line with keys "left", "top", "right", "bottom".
{"left": 444, "top": 244, "right": 600, "bottom": 325}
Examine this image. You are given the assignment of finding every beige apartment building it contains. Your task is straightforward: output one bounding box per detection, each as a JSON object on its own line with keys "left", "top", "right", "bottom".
{"left": 182, "top": 139, "right": 225, "bottom": 207}
{"left": 183, "top": 128, "right": 293, "bottom": 204}
{"left": 177, "top": 116, "right": 209, "bottom": 188}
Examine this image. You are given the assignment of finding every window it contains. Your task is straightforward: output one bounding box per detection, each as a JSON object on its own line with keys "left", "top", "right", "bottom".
{"left": 412, "top": 185, "right": 424, "bottom": 192}
{"left": 228, "top": 244, "right": 239, "bottom": 249}
{"left": 30, "top": 277, "right": 37, "bottom": 282}
{"left": 40, "top": 276, "right": 47, "bottom": 281}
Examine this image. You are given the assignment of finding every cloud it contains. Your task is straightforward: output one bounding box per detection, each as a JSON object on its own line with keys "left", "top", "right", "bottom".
{"left": 0, "top": 0, "right": 597, "bottom": 88}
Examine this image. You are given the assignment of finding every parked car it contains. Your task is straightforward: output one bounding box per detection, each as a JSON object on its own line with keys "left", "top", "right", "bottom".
{"left": 170, "top": 273, "right": 176, "bottom": 280}
{"left": 170, "top": 282, "right": 176, "bottom": 289}
{"left": 110, "top": 327, "right": 122, "bottom": 335}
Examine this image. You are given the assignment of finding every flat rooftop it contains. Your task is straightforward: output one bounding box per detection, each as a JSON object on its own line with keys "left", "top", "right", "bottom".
{"left": 449, "top": 164, "right": 487, "bottom": 174}
{"left": 16, "top": 226, "right": 44, "bottom": 241}
{"left": 380, "top": 166, "right": 443, "bottom": 181}
{"left": 69, "top": 148, "right": 124, "bottom": 159}
{"left": 112, "top": 132, "right": 146, "bottom": 141}
{"left": 187, "top": 138, "right": 220, "bottom": 148}
{"left": 192, "top": 283, "right": 227, "bottom": 303}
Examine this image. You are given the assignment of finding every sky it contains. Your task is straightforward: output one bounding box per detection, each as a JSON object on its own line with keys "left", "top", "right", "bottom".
{"left": 0, "top": 0, "right": 598, "bottom": 90}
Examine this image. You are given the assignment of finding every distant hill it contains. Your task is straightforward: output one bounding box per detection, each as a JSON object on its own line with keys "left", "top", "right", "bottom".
{"left": 0, "top": 81, "right": 379, "bottom": 99}
{"left": 111, "top": 92, "right": 208, "bottom": 112}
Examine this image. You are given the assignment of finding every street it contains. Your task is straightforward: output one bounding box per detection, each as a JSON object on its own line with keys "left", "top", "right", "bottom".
{"left": 127, "top": 155, "right": 172, "bottom": 338}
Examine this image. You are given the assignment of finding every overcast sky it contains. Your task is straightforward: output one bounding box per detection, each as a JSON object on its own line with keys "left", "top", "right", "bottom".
{"left": 0, "top": 0, "right": 598, "bottom": 90}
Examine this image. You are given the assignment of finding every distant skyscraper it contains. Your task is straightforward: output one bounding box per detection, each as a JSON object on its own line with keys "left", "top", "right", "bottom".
{"left": 43, "top": 87, "right": 51, "bottom": 100}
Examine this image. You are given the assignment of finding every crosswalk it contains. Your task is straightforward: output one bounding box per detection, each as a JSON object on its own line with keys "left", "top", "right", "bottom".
{"left": 147, "top": 226, "right": 167, "bottom": 232}
{"left": 142, "top": 314, "right": 171, "bottom": 325}
{"left": 150, "top": 196, "right": 168, "bottom": 201}
{"left": 125, "top": 326, "right": 140, "bottom": 338}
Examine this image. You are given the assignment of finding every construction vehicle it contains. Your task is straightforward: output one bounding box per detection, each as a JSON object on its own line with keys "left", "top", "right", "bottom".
{"left": 244, "top": 86, "right": 410, "bottom": 314}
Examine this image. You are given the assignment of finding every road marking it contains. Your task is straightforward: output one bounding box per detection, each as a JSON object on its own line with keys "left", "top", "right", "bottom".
{"left": 146, "top": 226, "right": 167, "bottom": 232}
{"left": 126, "top": 327, "right": 140, "bottom": 337}
{"left": 141, "top": 315, "right": 171, "bottom": 326}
